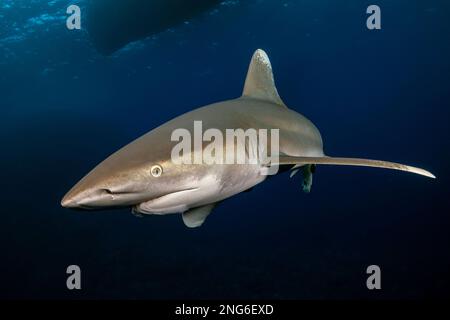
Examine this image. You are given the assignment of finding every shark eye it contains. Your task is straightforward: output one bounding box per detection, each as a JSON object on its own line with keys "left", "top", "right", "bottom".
{"left": 151, "top": 165, "right": 163, "bottom": 177}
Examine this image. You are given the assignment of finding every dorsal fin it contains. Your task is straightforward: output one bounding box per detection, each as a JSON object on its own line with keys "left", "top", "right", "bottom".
{"left": 242, "top": 49, "right": 286, "bottom": 107}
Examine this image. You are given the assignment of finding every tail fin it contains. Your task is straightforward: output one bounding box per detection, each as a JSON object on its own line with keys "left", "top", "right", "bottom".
{"left": 274, "top": 156, "right": 435, "bottom": 179}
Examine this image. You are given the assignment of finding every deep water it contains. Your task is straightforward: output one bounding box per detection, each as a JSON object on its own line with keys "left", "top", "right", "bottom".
{"left": 1, "top": 0, "right": 450, "bottom": 299}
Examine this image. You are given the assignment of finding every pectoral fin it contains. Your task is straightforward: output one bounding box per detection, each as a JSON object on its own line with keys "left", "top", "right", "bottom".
{"left": 182, "top": 203, "right": 217, "bottom": 228}
{"left": 275, "top": 156, "right": 435, "bottom": 179}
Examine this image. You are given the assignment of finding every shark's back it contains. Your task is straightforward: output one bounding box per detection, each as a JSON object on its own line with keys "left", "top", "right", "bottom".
{"left": 163, "top": 97, "right": 325, "bottom": 158}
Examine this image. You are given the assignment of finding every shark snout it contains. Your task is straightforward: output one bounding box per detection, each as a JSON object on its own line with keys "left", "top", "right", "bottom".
{"left": 61, "top": 187, "right": 116, "bottom": 209}
{"left": 61, "top": 176, "right": 146, "bottom": 209}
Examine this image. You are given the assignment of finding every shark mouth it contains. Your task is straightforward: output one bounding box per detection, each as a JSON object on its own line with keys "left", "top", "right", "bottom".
{"left": 134, "top": 187, "right": 201, "bottom": 215}
{"left": 145, "top": 187, "right": 200, "bottom": 202}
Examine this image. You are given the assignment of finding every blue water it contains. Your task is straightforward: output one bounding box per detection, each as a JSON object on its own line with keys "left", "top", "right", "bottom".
{"left": 1, "top": 0, "right": 449, "bottom": 299}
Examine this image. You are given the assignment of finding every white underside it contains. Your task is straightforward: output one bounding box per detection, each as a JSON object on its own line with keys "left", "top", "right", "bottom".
{"left": 135, "top": 165, "right": 266, "bottom": 215}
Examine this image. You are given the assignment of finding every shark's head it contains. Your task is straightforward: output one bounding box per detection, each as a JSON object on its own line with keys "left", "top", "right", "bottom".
{"left": 61, "top": 129, "right": 205, "bottom": 210}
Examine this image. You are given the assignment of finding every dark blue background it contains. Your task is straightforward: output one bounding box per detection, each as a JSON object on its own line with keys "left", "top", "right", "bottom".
{"left": 1, "top": 0, "right": 449, "bottom": 299}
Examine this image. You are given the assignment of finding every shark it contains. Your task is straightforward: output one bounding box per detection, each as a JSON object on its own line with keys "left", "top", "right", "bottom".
{"left": 61, "top": 49, "right": 435, "bottom": 228}
{"left": 86, "top": 0, "right": 221, "bottom": 55}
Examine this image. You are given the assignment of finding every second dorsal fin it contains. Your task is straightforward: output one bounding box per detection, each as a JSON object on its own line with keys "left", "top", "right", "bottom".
{"left": 242, "top": 49, "right": 286, "bottom": 107}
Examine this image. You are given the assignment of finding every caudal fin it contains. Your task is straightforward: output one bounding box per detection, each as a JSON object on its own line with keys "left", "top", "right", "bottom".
{"left": 274, "top": 156, "right": 436, "bottom": 179}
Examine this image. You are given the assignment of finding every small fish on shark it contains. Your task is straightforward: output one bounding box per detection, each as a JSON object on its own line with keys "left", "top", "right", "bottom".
{"left": 61, "top": 49, "right": 435, "bottom": 228}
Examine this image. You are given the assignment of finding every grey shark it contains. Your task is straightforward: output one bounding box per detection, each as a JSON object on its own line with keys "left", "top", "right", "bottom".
{"left": 61, "top": 49, "right": 435, "bottom": 228}
{"left": 87, "top": 0, "right": 221, "bottom": 55}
